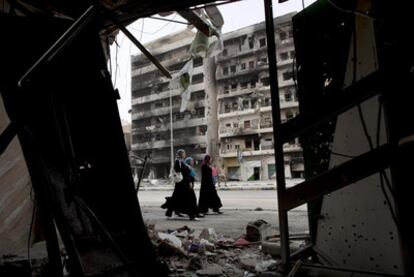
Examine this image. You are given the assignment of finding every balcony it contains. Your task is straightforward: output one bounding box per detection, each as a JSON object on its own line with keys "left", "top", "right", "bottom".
{"left": 216, "top": 46, "right": 267, "bottom": 63}
{"left": 218, "top": 105, "right": 273, "bottom": 120}
{"left": 132, "top": 99, "right": 205, "bottom": 120}
{"left": 132, "top": 117, "right": 207, "bottom": 134}
{"left": 132, "top": 83, "right": 204, "bottom": 106}
{"left": 132, "top": 135, "right": 206, "bottom": 151}
{"left": 216, "top": 64, "right": 268, "bottom": 81}
{"left": 132, "top": 66, "right": 204, "bottom": 92}
{"left": 219, "top": 144, "right": 302, "bottom": 158}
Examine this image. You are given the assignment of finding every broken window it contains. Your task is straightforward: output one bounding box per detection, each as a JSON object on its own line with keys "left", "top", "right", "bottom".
{"left": 250, "top": 80, "right": 256, "bottom": 88}
{"left": 241, "top": 63, "right": 246, "bottom": 70}
{"left": 193, "top": 57, "right": 203, "bottom": 67}
{"left": 279, "top": 31, "right": 287, "bottom": 41}
{"left": 244, "top": 120, "right": 251, "bottom": 129}
{"left": 231, "top": 83, "right": 237, "bottom": 91}
{"left": 226, "top": 123, "right": 231, "bottom": 127}
{"left": 249, "top": 61, "right": 255, "bottom": 69}
{"left": 283, "top": 71, "right": 294, "bottom": 81}
{"left": 280, "top": 52, "right": 289, "bottom": 61}
{"left": 259, "top": 38, "right": 266, "bottom": 47}
{"left": 290, "top": 50, "right": 295, "bottom": 59}
{"left": 223, "top": 48, "right": 228, "bottom": 56}
{"left": 261, "top": 77, "right": 270, "bottom": 86}
{"left": 248, "top": 36, "right": 254, "bottom": 49}
{"left": 223, "top": 67, "right": 229, "bottom": 75}
{"left": 241, "top": 82, "right": 248, "bottom": 89}
{"left": 223, "top": 85, "right": 229, "bottom": 94}
{"left": 288, "top": 29, "right": 294, "bottom": 38}
{"left": 286, "top": 110, "right": 294, "bottom": 120}
{"left": 285, "top": 91, "right": 292, "bottom": 102}
{"left": 234, "top": 122, "right": 239, "bottom": 128}
{"left": 245, "top": 139, "right": 252, "bottom": 148}
{"left": 230, "top": 65, "right": 236, "bottom": 73}
{"left": 235, "top": 144, "right": 240, "bottom": 150}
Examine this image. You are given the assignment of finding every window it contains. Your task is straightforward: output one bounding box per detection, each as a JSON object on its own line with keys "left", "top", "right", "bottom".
{"left": 193, "top": 57, "right": 203, "bottom": 67}
{"left": 248, "top": 37, "right": 254, "bottom": 49}
{"left": 258, "top": 57, "right": 267, "bottom": 65}
{"left": 235, "top": 144, "right": 240, "bottom": 150}
{"left": 283, "top": 71, "right": 294, "bottom": 81}
{"left": 249, "top": 61, "right": 255, "bottom": 69}
{"left": 285, "top": 91, "right": 292, "bottom": 102}
{"left": 223, "top": 48, "right": 228, "bottom": 56}
{"left": 231, "top": 83, "right": 237, "bottom": 90}
{"left": 289, "top": 29, "right": 294, "bottom": 38}
{"left": 244, "top": 120, "right": 251, "bottom": 129}
{"left": 227, "top": 144, "right": 232, "bottom": 150}
{"left": 223, "top": 67, "right": 228, "bottom": 75}
{"left": 223, "top": 85, "right": 229, "bottom": 94}
{"left": 226, "top": 123, "right": 231, "bottom": 127}
{"left": 241, "top": 82, "right": 248, "bottom": 89}
{"left": 280, "top": 52, "right": 289, "bottom": 61}
{"left": 230, "top": 65, "right": 236, "bottom": 73}
{"left": 261, "top": 77, "right": 270, "bottom": 86}
{"left": 259, "top": 38, "right": 266, "bottom": 47}
{"left": 241, "top": 63, "right": 246, "bottom": 70}
{"left": 245, "top": 139, "right": 252, "bottom": 148}
{"left": 250, "top": 80, "right": 256, "bottom": 88}
{"left": 279, "top": 31, "right": 287, "bottom": 41}
{"left": 286, "top": 111, "right": 294, "bottom": 120}
{"left": 290, "top": 50, "right": 295, "bottom": 59}
{"left": 192, "top": 74, "right": 204, "bottom": 84}
{"left": 155, "top": 102, "right": 163, "bottom": 108}
{"left": 234, "top": 122, "right": 239, "bottom": 128}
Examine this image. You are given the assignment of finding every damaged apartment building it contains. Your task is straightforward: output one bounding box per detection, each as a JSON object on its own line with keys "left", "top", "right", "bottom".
{"left": 131, "top": 30, "right": 218, "bottom": 178}
{"left": 216, "top": 13, "right": 303, "bottom": 181}
{"left": 131, "top": 13, "right": 304, "bottom": 181}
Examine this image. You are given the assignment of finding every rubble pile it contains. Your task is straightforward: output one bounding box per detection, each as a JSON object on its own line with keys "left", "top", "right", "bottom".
{"left": 147, "top": 220, "right": 290, "bottom": 277}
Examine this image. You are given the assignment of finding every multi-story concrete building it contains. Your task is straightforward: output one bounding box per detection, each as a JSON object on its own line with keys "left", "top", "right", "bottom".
{"left": 215, "top": 13, "right": 304, "bottom": 181}
{"left": 131, "top": 13, "right": 304, "bottom": 181}
{"left": 131, "top": 29, "right": 218, "bottom": 179}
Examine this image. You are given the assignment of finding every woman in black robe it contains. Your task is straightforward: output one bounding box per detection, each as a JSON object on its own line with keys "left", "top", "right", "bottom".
{"left": 198, "top": 155, "right": 223, "bottom": 214}
{"left": 164, "top": 149, "right": 199, "bottom": 220}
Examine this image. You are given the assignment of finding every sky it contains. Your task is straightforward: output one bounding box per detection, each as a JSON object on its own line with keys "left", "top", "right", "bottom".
{"left": 109, "top": 0, "right": 316, "bottom": 123}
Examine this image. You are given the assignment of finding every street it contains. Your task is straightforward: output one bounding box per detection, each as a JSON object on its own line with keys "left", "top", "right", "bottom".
{"left": 138, "top": 190, "right": 309, "bottom": 238}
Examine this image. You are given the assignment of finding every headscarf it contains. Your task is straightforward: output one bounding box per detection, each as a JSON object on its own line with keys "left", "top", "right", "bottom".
{"left": 176, "top": 149, "right": 185, "bottom": 159}
{"left": 184, "top": 157, "right": 194, "bottom": 165}
{"left": 203, "top": 154, "right": 211, "bottom": 165}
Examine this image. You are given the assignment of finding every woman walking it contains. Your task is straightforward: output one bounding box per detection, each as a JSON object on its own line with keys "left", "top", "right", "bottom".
{"left": 198, "top": 155, "right": 223, "bottom": 215}
{"left": 164, "top": 149, "right": 199, "bottom": 220}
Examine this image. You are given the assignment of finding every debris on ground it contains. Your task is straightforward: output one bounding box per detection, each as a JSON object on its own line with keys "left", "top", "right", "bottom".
{"left": 146, "top": 219, "right": 309, "bottom": 276}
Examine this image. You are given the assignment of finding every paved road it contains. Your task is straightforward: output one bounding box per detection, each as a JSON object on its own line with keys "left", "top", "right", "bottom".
{"left": 138, "top": 190, "right": 307, "bottom": 211}
{"left": 138, "top": 190, "right": 308, "bottom": 238}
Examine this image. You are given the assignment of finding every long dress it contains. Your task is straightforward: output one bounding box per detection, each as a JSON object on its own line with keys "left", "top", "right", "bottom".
{"left": 164, "top": 158, "right": 198, "bottom": 218}
{"left": 198, "top": 164, "right": 222, "bottom": 214}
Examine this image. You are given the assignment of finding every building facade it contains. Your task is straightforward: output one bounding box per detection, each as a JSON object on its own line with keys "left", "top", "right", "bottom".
{"left": 215, "top": 13, "right": 304, "bottom": 181}
{"left": 131, "top": 13, "right": 304, "bottom": 181}
{"left": 131, "top": 30, "right": 217, "bottom": 179}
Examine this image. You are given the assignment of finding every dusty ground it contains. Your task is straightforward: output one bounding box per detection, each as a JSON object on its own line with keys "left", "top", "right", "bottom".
{"left": 138, "top": 190, "right": 309, "bottom": 238}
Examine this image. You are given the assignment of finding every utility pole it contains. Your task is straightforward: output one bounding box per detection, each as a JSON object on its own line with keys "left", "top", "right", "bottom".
{"left": 169, "top": 89, "right": 174, "bottom": 173}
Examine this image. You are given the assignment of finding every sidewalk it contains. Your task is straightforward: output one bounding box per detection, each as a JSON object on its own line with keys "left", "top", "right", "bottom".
{"left": 137, "top": 178, "right": 304, "bottom": 191}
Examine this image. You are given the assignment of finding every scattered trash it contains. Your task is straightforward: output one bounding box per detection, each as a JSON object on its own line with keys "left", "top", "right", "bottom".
{"left": 146, "top": 223, "right": 302, "bottom": 276}
{"left": 234, "top": 238, "right": 251, "bottom": 247}
{"left": 246, "top": 219, "right": 272, "bottom": 242}
{"left": 196, "top": 264, "right": 223, "bottom": 276}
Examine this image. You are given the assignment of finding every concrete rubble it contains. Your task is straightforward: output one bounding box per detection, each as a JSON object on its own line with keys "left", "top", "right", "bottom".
{"left": 146, "top": 220, "right": 306, "bottom": 277}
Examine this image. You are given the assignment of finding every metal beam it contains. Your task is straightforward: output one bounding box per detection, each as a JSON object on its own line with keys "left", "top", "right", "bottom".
{"left": 178, "top": 10, "right": 218, "bottom": 37}
{"left": 263, "top": 0, "right": 290, "bottom": 267}
{"left": 280, "top": 71, "right": 381, "bottom": 143}
{"left": 112, "top": 18, "right": 172, "bottom": 79}
{"left": 280, "top": 143, "right": 394, "bottom": 211}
